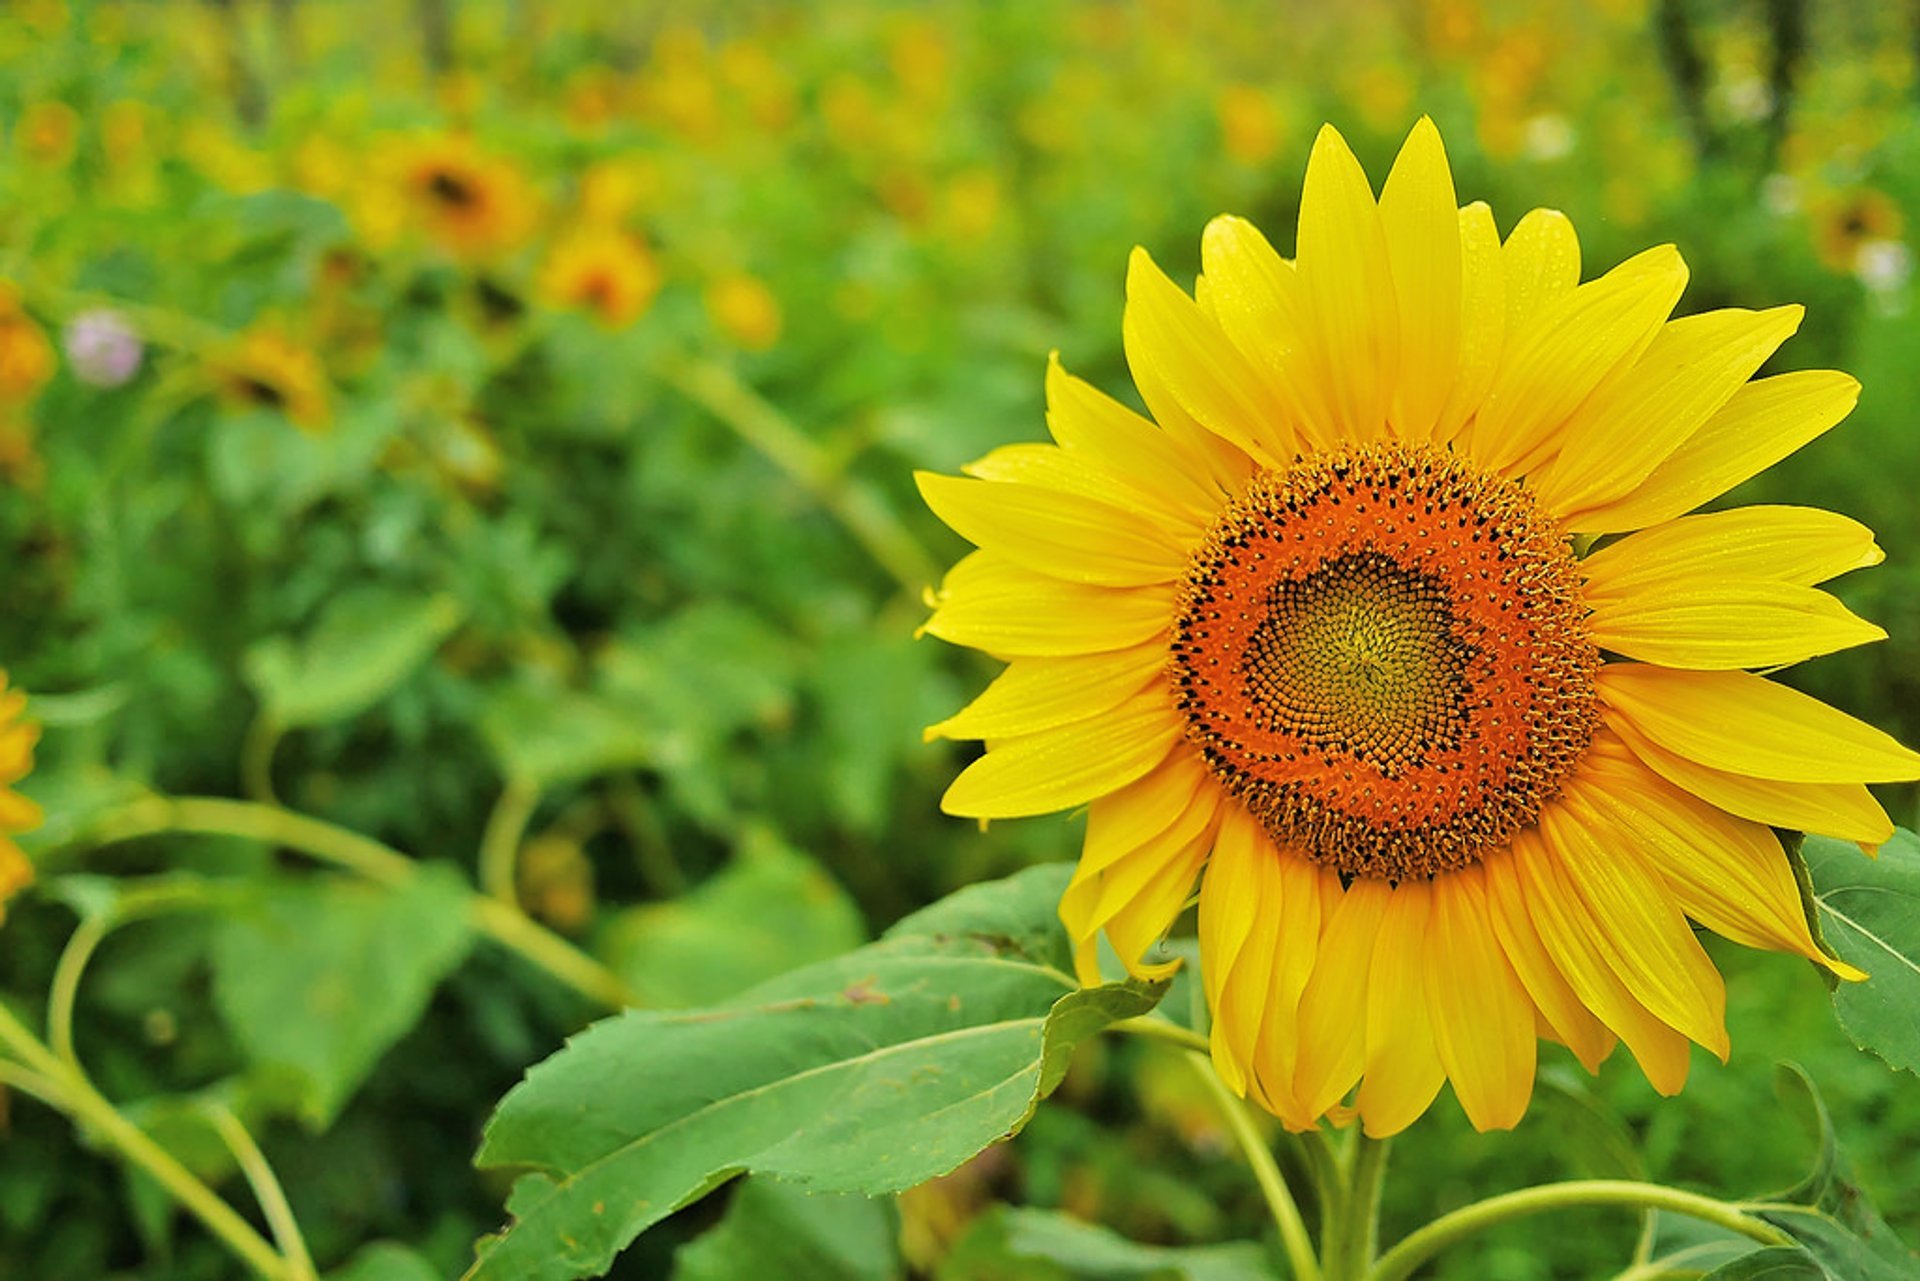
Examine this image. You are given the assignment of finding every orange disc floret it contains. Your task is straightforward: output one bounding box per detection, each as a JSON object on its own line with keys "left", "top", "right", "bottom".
{"left": 1169, "top": 443, "right": 1599, "bottom": 880}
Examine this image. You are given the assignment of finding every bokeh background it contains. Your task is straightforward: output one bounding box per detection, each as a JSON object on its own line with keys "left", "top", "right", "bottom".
{"left": 4, "top": 0, "right": 1920, "bottom": 1277}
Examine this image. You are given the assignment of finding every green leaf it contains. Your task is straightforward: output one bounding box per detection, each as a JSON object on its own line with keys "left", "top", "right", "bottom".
{"left": 328, "top": 1242, "right": 445, "bottom": 1281}
{"left": 243, "top": 587, "right": 463, "bottom": 729}
{"left": 211, "top": 867, "right": 475, "bottom": 1128}
{"left": 467, "top": 863, "right": 1166, "bottom": 1281}
{"left": 670, "top": 1176, "right": 902, "bottom": 1281}
{"left": 479, "top": 682, "right": 653, "bottom": 791}
{"left": 1700, "top": 1247, "right": 1827, "bottom": 1280}
{"left": 1801, "top": 828, "right": 1920, "bottom": 1075}
{"left": 597, "top": 829, "right": 866, "bottom": 1007}
{"left": 1754, "top": 1208, "right": 1915, "bottom": 1281}
{"left": 947, "top": 1207, "right": 1273, "bottom": 1281}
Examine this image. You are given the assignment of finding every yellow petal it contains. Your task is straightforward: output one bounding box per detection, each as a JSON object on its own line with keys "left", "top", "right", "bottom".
{"left": 1433, "top": 201, "right": 1506, "bottom": 445}
{"left": 1585, "top": 580, "right": 1885, "bottom": 670}
{"left": 1061, "top": 771, "right": 1220, "bottom": 980}
{"left": 1482, "top": 842, "right": 1617, "bottom": 1073}
{"left": 1045, "top": 353, "right": 1230, "bottom": 519}
{"left": 920, "top": 551, "right": 1174, "bottom": 657}
{"left": 1597, "top": 665, "right": 1920, "bottom": 784}
{"left": 1296, "top": 123, "right": 1399, "bottom": 443}
{"left": 1079, "top": 751, "right": 1219, "bottom": 890}
{"left": 1199, "top": 811, "right": 1335, "bottom": 1127}
{"left": 917, "top": 471, "right": 1190, "bottom": 587}
{"left": 1379, "top": 116, "right": 1463, "bottom": 440}
{"left": 1573, "top": 748, "right": 1866, "bottom": 978}
{"left": 1537, "top": 801, "right": 1729, "bottom": 1057}
{"left": 1294, "top": 877, "right": 1392, "bottom": 1118}
{"left": 1124, "top": 247, "right": 1295, "bottom": 467}
{"left": 1426, "top": 866, "right": 1537, "bottom": 1132}
{"left": 1608, "top": 711, "right": 1894, "bottom": 847}
{"left": 1504, "top": 831, "right": 1694, "bottom": 1094}
{"left": 1197, "top": 216, "right": 1331, "bottom": 452}
{"left": 1570, "top": 370, "right": 1861, "bottom": 532}
{"left": 1472, "top": 246, "right": 1688, "bottom": 477}
{"left": 1100, "top": 802, "right": 1220, "bottom": 977}
{"left": 1581, "top": 506, "right": 1884, "bottom": 592}
{"left": 940, "top": 689, "right": 1183, "bottom": 818}
{"left": 925, "top": 643, "right": 1164, "bottom": 742}
{"left": 1356, "top": 880, "right": 1447, "bottom": 1137}
{"left": 1501, "top": 208, "right": 1581, "bottom": 336}
{"left": 963, "top": 442, "right": 1213, "bottom": 543}
{"left": 1540, "top": 306, "right": 1802, "bottom": 517}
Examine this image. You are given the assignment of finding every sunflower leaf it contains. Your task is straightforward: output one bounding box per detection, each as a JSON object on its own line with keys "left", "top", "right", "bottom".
{"left": 668, "top": 1176, "right": 901, "bottom": 1281}
{"left": 466, "top": 863, "right": 1167, "bottom": 1281}
{"left": 242, "top": 587, "right": 463, "bottom": 730}
{"left": 960, "top": 1206, "right": 1276, "bottom": 1280}
{"left": 1801, "top": 827, "right": 1920, "bottom": 1076}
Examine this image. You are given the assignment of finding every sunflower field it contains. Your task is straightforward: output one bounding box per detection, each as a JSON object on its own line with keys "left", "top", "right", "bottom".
{"left": 7, "top": 1, "right": 1920, "bottom": 1279}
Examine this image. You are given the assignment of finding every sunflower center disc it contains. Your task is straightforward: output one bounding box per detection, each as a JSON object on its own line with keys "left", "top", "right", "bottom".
{"left": 1168, "top": 443, "right": 1600, "bottom": 881}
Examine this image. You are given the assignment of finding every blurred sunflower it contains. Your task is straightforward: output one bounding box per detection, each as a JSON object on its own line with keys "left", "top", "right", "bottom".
{"left": 392, "top": 134, "right": 535, "bottom": 260}
{"left": 0, "top": 673, "right": 42, "bottom": 921}
{"left": 918, "top": 118, "right": 1919, "bottom": 1138}
{"left": 0, "top": 287, "right": 54, "bottom": 403}
{"left": 212, "top": 326, "right": 331, "bottom": 431}
{"left": 1811, "top": 187, "right": 1903, "bottom": 276}
{"left": 17, "top": 99, "right": 78, "bottom": 168}
{"left": 540, "top": 228, "right": 662, "bottom": 328}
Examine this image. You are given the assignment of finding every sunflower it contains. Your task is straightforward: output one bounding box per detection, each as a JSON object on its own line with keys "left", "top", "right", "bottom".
{"left": 917, "top": 118, "right": 1920, "bottom": 1138}
{"left": 392, "top": 133, "right": 535, "bottom": 261}
{"left": 539, "top": 227, "right": 663, "bottom": 328}
{"left": 212, "top": 326, "right": 332, "bottom": 432}
{"left": 0, "top": 672, "right": 42, "bottom": 922}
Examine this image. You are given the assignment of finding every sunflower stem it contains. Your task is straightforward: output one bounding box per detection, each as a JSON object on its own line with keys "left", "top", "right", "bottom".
{"left": 0, "top": 1005, "right": 292, "bottom": 1281}
{"left": 1365, "top": 1180, "right": 1793, "bottom": 1281}
{"left": 479, "top": 776, "right": 540, "bottom": 904}
{"left": 1323, "top": 1132, "right": 1391, "bottom": 1280}
{"left": 203, "top": 1102, "right": 319, "bottom": 1281}
{"left": 1184, "top": 1051, "right": 1321, "bottom": 1281}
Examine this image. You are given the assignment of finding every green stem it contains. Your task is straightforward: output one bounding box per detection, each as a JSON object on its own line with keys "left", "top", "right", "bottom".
{"left": 1299, "top": 1128, "right": 1344, "bottom": 1252}
{"left": 0, "top": 1005, "right": 290, "bottom": 1281}
{"left": 1185, "top": 1051, "right": 1322, "bottom": 1281}
{"left": 1111, "top": 1016, "right": 1210, "bottom": 1054}
{"left": 47, "top": 914, "right": 109, "bottom": 1072}
{"left": 655, "top": 352, "right": 940, "bottom": 598}
{"left": 479, "top": 777, "right": 540, "bottom": 904}
{"left": 240, "top": 710, "right": 283, "bottom": 806}
{"left": 1366, "top": 1181, "right": 1793, "bottom": 1281}
{"left": 204, "top": 1104, "right": 317, "bottom": 1281}
{"left": 1326, "top": 1134, "right": 1391, "bottom": 1280}
{"left": 82, "top": 796, "right": 637, "bottom": 1009}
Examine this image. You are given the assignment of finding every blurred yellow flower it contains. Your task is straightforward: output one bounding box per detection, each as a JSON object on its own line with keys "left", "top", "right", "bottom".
{"left": 100, "top": 100, "right": 150, "bottom": 166}
{"left": 0, "top": 288, "right": 53, "bottom": 404}
{"left": 0, "top": 672, "right": 42, "bottom": 923}
{"left": 212, "top": 326, "right": 332, "bottom": 431}
{"left": 17, "top": 100, "right": 78, "bottom": 168}
{"left": 564, "top": 65, "right": 626, "bottom": 132}
{"left": 705, "top": 273, "right": 782, "bottom": 351}
{"left": 518, "top": 832, "right": 596, "bottom": 933}
{"left": 941, "top": 167, "right": 1003, "bottom": 243}
{"left": 718, "top": 41, "right": 796, "bottom": 131}
{"left": 1812, "top": 188, "right": 1904, "bottom": 275}
{"left": 579, "top": 158, "right": 662, "bottom": 227}
{"left": 540, "top": 228, "right": 662, "bottom": 328}
{"left": 179, "top": 119, "right": 275, "bottom": 194}
{"left": 392, "top": 134, "right": 537, "bottom": 261}
{"left": 1216, "top": 85, "right": 1283, "bottom": 168}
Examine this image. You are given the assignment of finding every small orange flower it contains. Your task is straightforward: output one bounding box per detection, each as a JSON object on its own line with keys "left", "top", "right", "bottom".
{"left": 0, "top": 672, "right": 42, "bottom": 923}
{"left": 17, "top": 100, "right": 78, "bottom": 167}
{"left": 212, "top": 326, "right": 332, "bottom": 431}
{"left": 540, "top": 228, "right": 662, "bottom": 328}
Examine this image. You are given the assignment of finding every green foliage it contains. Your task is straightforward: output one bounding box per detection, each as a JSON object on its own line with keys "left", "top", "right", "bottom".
{"left": 670, "top": 1177, "right": 902, "bottom": 1281}
{"left": 242, "top": 589, "right": 463, "bottom": 731}
{"left": 468, "top": 865, "right": 1166, "bottom": 1280}
{"left": 596, "top": 828, "right": 866, "bottom": 1007}
{"left": 1803, "top": 830, "right": 1920, "bottom": 1076}
{"left": 211, "top": 868, "right": 475, "bottom": 1127}
{"left": 949, "top": 1207, "right": 1274, "bottom": 1280}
